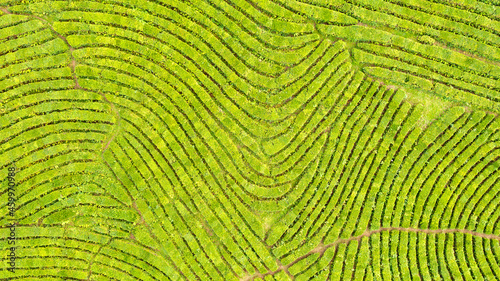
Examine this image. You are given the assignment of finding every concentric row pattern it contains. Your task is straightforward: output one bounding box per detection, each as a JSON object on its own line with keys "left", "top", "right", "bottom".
{"left": 1, "top": 0, "right": 499, "bottom": 280}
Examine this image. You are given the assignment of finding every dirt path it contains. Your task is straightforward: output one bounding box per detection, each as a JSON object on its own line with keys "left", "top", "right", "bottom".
{"left": 242, "top": 226, "right": 500, "bottom": 280}
{"left": 0, "top": 7, "right": 11, "bottom": 14}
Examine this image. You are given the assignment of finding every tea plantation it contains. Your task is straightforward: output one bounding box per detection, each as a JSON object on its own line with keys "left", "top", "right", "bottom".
{"left": 1, "top": 0, "right": 500, "bottom": 280}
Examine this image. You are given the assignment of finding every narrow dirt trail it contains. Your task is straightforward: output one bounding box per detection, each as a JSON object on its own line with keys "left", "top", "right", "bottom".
{"left": 242, "top": 226, "right": 500, "bottom": 280}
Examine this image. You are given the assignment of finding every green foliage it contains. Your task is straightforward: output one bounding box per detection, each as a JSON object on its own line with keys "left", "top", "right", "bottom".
{"left": 1, "top": 0, "right": 499, "bottom": 280}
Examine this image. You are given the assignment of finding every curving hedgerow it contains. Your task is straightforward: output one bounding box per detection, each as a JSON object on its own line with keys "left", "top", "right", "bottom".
{"left": 1, "top": 0, "right": 499, "bottom": 280}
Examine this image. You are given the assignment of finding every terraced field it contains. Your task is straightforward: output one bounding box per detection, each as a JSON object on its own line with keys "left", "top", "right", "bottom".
{"left": 1, "top": 0, "right": 500, "bottom": 280}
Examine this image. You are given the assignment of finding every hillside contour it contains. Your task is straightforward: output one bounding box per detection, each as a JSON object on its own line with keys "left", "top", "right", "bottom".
{"left": 1, "top": 0, "right": 500, "bottom": 280}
